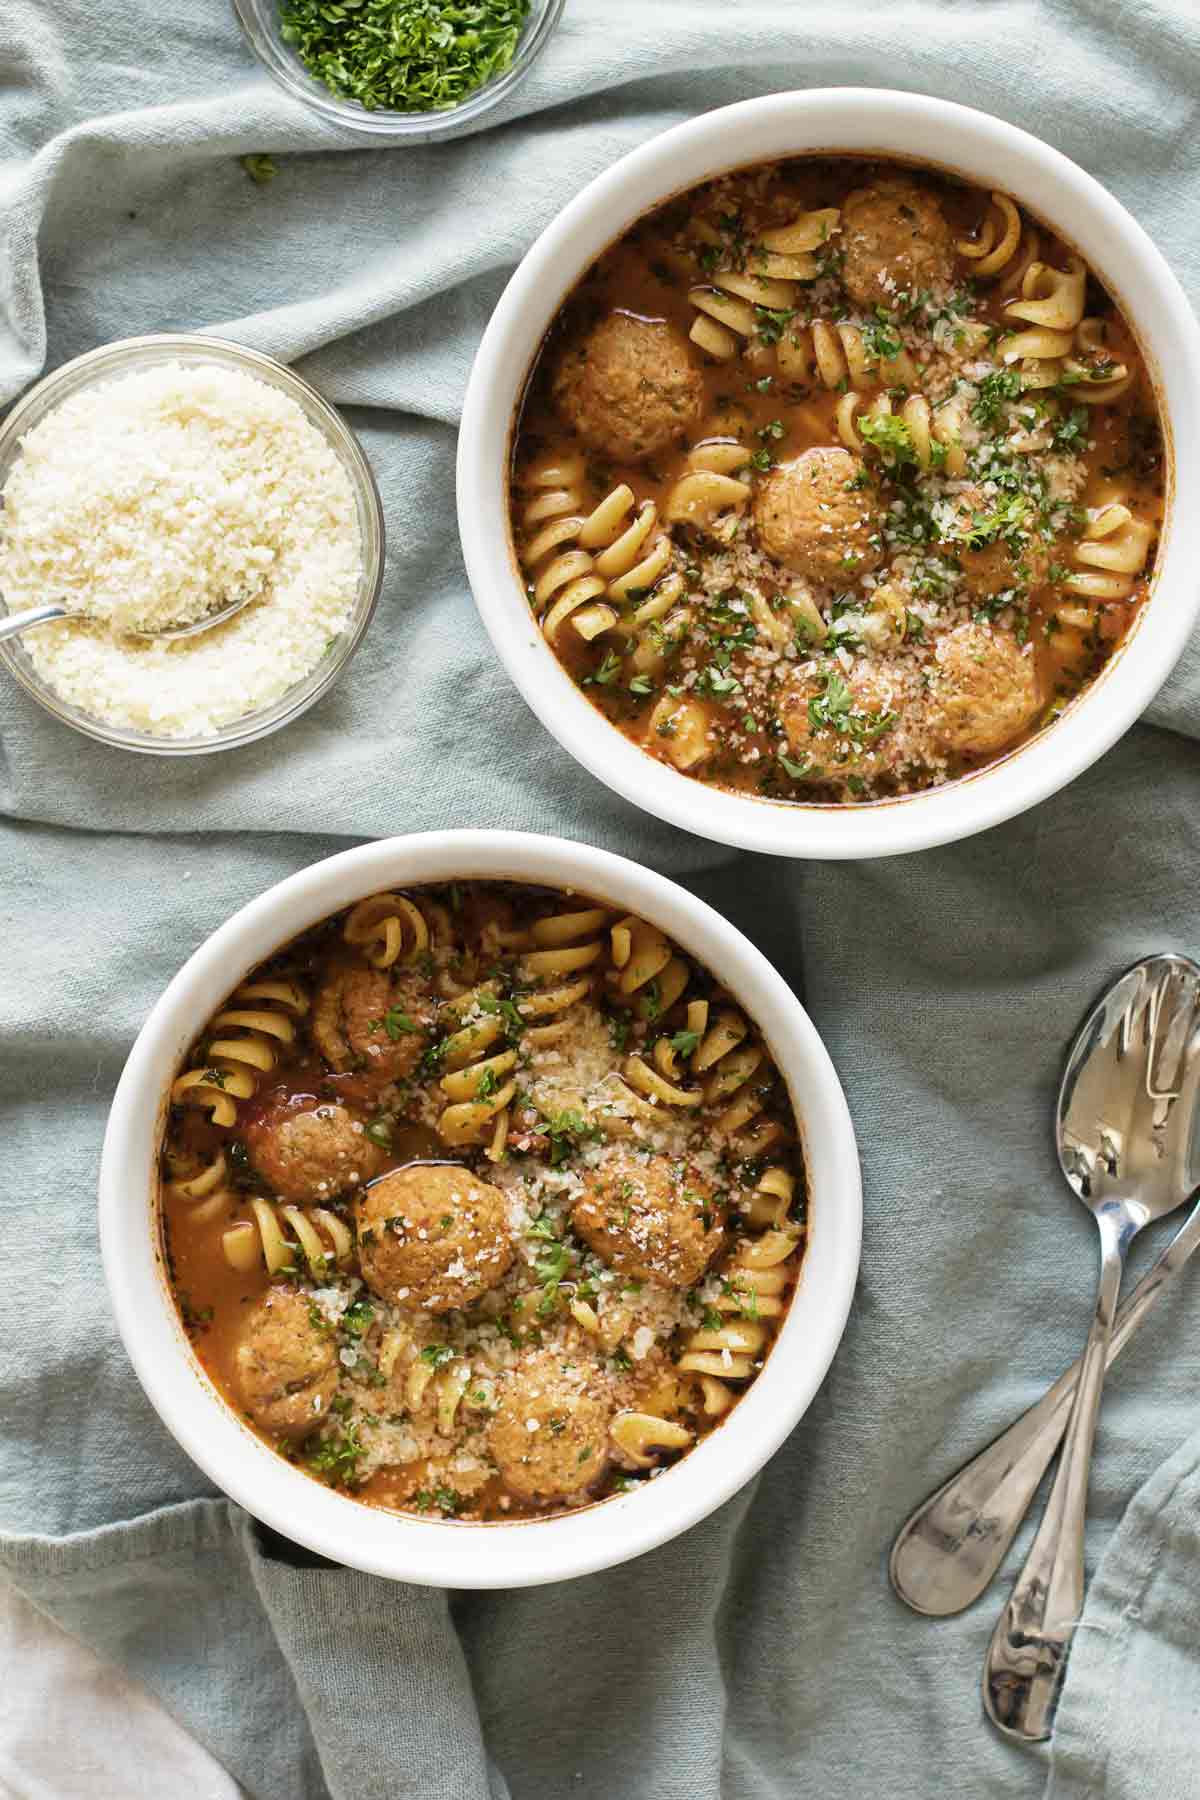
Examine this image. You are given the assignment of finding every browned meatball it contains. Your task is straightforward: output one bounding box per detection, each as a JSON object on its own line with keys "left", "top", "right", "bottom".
{"left": 927, "top": 620, "right": 1043, "bottom": 758}
{"left": 244, "top": 1102, "right": 386, "bottom": 1202}
{"left": 939, "top": 486, "right": 1051, "bottom": 596}
{"left": 233, "top": 1286, "right": 337, "bottom": 1439}
{"left": 753, "top": 448, "right": 882, "bottom": 583}
{"left": 841, "top": 177, "right": 956, "bottom": 310}
{"left": 571, "top": 1149, "right": 724, "bottom": 1289}
{"left": 312, "top": 962, "right": 432, "bottom": 1081}
{"left": 551, "top": 310, "right": 705, "bottom": 464}
{"left": 355, "top": 1164, "right": 514, "bottom": 1311}
{"left": 488, "top": 1350, "right": 611, "bottom": 1501}
{"left": 779, "top": 661, "right": 901, "bottom": 785}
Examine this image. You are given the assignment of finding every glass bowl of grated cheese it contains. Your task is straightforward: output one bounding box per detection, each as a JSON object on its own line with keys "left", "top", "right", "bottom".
{"left": 0, "top": 334, "right": 384, "bottom": 756}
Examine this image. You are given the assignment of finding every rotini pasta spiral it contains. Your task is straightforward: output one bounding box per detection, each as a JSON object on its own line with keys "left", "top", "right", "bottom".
{"left": 517, "top": 907, "right": 610, "bottom": 1047}
{"left": 171, "top": 979, "right": 308, "bottom": 1127}
{"left": 610, "top": 1409, "right": 693, "bottom": 1468}
{"left": 835, "top": 389, "right": 968, "bottom": 478}
{"left": 1065, "top": 502, "right": 1155, "bottom": 601}
{"left": 688, "top": 208, "right": 840, "bottom": 361}
{"left": 778, "top": 319, "right": 917, "bottom": 391}
{"left": 168, "top": 1149, "right": 233, "bottom": 1226}
{"left": 664, "top": 439, "right": 751, "bottom": 540}
{"left": 519, "top": 465, "right": 675, "bottom": 645}
{"left": 678, "top": 1225, "right": 802, "bottom": 1411}
{"left": 222, "top": 1196, "right": 354, "bottom": 1278}
{"left": 343, "top": 893, "right": 435, "bottom": 970}
{"left": 956, "top": 192, "right": 1040, "bottom": 292}
{"left": 436, "top": 988, "right": 520, "bottom": 1158}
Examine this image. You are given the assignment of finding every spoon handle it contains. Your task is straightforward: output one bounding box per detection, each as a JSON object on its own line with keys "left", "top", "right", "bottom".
{"left": 0, "top": 602, "right": 71, "bottom": 641}
{"left": 889, "top": 1193, "right": 1200, "bottom": 1617}
{"left": 981, "top": 1206, "right": 1132, "bottom": 1742}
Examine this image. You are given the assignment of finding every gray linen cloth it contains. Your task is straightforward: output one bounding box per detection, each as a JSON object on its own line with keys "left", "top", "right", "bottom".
{"left": 3, "top": 2, "right": 1200, "bottom": 1795}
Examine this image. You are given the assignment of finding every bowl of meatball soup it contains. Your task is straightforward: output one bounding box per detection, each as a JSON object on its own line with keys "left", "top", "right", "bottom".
{"left": 458, "top": 90, "right": 1200, "bottom": 858}
{"left": 99, "top": 832, "right": 861, "bottom": 1586}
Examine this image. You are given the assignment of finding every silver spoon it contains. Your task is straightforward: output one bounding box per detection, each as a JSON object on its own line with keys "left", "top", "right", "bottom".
{"left": 890, "top": 1180, "right": 1200, "bottom": 1617}
{"left": 0, "top": 590, "right": 256, "bottom": 644}
{"left": 981, "top": 953, "right": 1200, "bottom": 1743}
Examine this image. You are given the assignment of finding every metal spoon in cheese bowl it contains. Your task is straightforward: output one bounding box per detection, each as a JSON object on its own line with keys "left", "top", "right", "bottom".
{"left": 0, "top": 588, "right": 257, "bottom": 644}
{"left": 974, "top": 954, "right": 1200, "bottom": 1743}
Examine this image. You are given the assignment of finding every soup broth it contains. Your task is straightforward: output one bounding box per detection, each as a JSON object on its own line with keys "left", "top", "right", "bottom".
{"left": 510, "top": 157, "right": 1164, "bottom": 803}
{"left": 161, "top": 883, "right": 806, "bottom": 1522}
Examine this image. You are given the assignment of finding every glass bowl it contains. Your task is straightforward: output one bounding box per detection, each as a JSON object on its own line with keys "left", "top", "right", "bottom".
{"left": 233, "top": 0, "right": 565, "bottom": 140}
{"left": 0, "top": 334, "right": 384, "bottom": 758}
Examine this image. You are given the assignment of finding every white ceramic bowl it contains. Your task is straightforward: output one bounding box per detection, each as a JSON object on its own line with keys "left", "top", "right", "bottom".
{"left": 99, "top": 831, "right": 861, "bottom": 1588}
{"left": 458, "top": 89, "right": 1200, "bottom": 860}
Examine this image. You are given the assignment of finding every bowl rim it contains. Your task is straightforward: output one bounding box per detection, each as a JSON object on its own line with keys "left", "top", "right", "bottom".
{"left": 99, "top": 829, "right": 862, "bottom": 1588}
{"left": 0, "top": 332, "right": 385, "bottom": 757}
{"left": 457, "top": 88, "right": 1200, "bottom": 860}
{"left": 232, "top": 0, "right": 567, "bottom": 140}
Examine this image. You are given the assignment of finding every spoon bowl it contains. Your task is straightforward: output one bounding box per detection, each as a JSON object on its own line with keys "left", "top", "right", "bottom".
{"left": 0, "top": 590, "right": 258, "bottom": 645}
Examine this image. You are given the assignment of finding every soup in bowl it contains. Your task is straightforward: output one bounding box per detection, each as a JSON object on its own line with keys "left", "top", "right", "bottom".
{"left": 100, "top": 833, "right": 861, "bottom": 1585}
{"left": 458, "top": 91, "right": 1200, "bottom": 858}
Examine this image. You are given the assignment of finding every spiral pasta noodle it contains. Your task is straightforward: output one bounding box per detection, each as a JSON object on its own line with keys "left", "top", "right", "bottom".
{"left": 778, "top": 319, "right": 917, "bottom": 391}
{"left": 168, "top": 1150, "right": 233, "bottom": 1226}
{"left": 1065, "top": 503, "right": 1155, "bottom": 601}
{"left": 664, "top": 439, "right": 751, "bottom": 541}
{"left": 678, "top": 1224, "right": 802, "bottom": 1414}
{"left": 171, "top": 979, "right": 308, "bottom": 1126}
{"left": 518, "top": 465, "right": 676, "bottom": 646}
{"left": 222, "top": 1197, "right": 354, "bottom": 1278}
{"left": 343, "top": 892, "right": 436, "bottom": 970}
{"left": 687, "top": 208, "right": 840, "bottom": 360}
{"left": 956, "top": 192, "right": 1040, "bottom": 293}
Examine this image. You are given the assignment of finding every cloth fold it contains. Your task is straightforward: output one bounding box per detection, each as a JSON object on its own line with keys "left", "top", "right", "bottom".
{"left": 2, "top": 2, "right": 1199, "bottom": 1796}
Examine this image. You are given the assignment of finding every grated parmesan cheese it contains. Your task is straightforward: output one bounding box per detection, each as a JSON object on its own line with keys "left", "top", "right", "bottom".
{"left": 0, "top": 361, "right": 363, "bottom": 737}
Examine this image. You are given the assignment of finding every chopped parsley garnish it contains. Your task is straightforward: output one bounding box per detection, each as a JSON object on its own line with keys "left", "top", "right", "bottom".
{"left": 240, "top": 155, "right": 277, "bottom": 185}
{"left": 342, "top": 1299, "right": 375, "bottom": 1337}
{"left": 862, "top": 310, "right": 903, "bottom": 362}
{"left": 807, "top": 671, "right": 895, "bottom": 746}
{"left": 414, "top": 1486, "right": 463, "bottom": 1515}
{"left": 585, "top": 650, "right": 622, "bottom": 686}
{"left": 364, "top": 1115, "right": 393, "bottom": 1149}
{"left": 373, "top": 1007, "right": 418, "bottom": 1039}
{"left": 668, "top": 1028, "right": 701, "bottom": 1058}
{"left": 279, "top": 0, "right": 533, "bottom": 115}
{"left": 419, "top": 1344, "right": 457, "bottom": 1369}
{"left": 856, "top": 411, "right": 917, "bottom": 468}
{"left": 1052, "top": 405, "right": 1090, "bottom": 452}
{"left": 307, "top": 1422, "right": 365, "bottom": 1487}
{"left": 543, "top": 1109, "right": 603, "bottom": 1167}
{"left": 971, "top": 367, "right": 1023, "bottom": 426}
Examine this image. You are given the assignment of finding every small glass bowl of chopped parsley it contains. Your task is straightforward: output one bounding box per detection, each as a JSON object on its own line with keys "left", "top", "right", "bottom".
{"left": 235, "top": 0, "right": 565, "bottom": 139}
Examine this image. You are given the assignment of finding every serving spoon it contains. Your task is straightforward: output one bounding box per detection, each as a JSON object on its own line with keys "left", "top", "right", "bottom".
{"left": 890, "top": 1177, "right": 1200, "bottom": 1618}
{"left": 979, "top": 953, "right": 1200, "bottom": 1743}
{"left": 0, "top": 590, "right": 256, "bottom": 644}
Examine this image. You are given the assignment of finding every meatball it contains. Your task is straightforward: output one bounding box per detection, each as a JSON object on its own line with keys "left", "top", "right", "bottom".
{"left": 312, "top": 962, "right": 432, "bottom": 1082}
{"left": 841, "top": 177, "right": 957, "bottom": 310}
{"left": 571, "top": 1149, "right": 724, "bottom": 1289}
{"left": 244, "top": 1102, "right": 385, "bottom": 1202}
{"left": 355, "top": 1164, "right": 514, "bottom": 1311}
{"left": 551, "top": 310, "right": 705, "bottom": 464}
{"left": 233, "top": 1286, "right": 337, "bottom": 1439}
{"left": 927, "top": 620, "right": 1043, "bottom": 758}
{"left": 488, "top": 1350, "right": 612, "bottom": 1501}
{"left": 939, "top": 486, "right": 1051, "bottom": 596}
{"left": 779, "top": 661, "right": 901, "bottom": 785}
{"left": 753, "top": 448, "right": 882, "bottom": 584}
